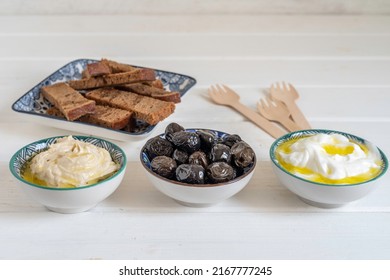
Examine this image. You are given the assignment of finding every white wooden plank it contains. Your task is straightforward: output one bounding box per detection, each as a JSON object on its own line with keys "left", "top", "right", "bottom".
{"left": 1, "top": 34, "right": 390, "bottom": 59}
{"left": 1, "top": 1, "right": 389, "bottom": 16}
{"left": 1, "top": 15, "right": 390, "bottom": 34}
{"left": 3, "top": 115, "right": 390, "bottom": 160}
{"left": 3, "top": 159, "right": 390, "bottom": 259}
{"left": 1, "top": 211, "right": 390, "bottom": 259}
{"left": 3, "top": 156, "right": 390, "bottom": 214}
{"left": 3, "top": 84, "right": 390, "bottom": 159}
{"left": 4, "top": 85, "right": 390, "bottom": 120}
{"left": 3, "top": 120, "right": 388, "bottom": 158}
{"left": 1, "top": 59, "right": 390, "bottom": 90}
{"left": 134, "top": 59, "right": 390, "bottom": 87}
{"left": 0, "top": 121, "right": 377, "bottom": 160}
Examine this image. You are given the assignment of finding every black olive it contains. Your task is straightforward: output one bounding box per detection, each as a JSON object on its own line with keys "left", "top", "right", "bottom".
{"left": 146, "top": 123, "right": 255, "bottom": 185}
{"left": 165, "top": 122, "right": 185, "bottom": 142}
{"left": 175, "top": 164, "right": 205, "bottom": 184}
{"left": 196, "top": 129, "right": 217, "bottom": 151}
{"left": 172, "top": 149, "right": 189, "bottom": 165}
{"left": 209, "top": 143, "right": 231, "bottom": 163}
{"left": 145, "top": 136, "right": 173, "bottom": 159}
{"left": 207, "top": 162, "right": 235, "bottom": 183}
{"left": 189, "top": 151, "right": 208, "bottom": 169}
{"left": 151, "top": 156, "right": 177, "bottom": 179}
{"left": 231, "top": 141, "right": 255, "bottom": 168}
{"left": 232, "top": 166, "right": 242, "bottom": 179}
{"left": 171, "top": 131, "right": 201, "bottom": 154}
{"left": 222, "top": 134, "right": 242, "bottom": 147}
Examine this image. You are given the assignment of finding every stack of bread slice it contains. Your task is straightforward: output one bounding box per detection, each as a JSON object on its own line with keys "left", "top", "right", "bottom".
{"left": 41, "top": 59, "right": 180, "bottom": 131}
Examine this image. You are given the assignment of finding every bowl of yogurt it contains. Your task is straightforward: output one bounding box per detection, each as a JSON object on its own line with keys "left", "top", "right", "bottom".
{"left": 270, "top": 129, "right": 388, "bottom": 208}
{"left": 9, "top": 135, "right": 127, "bottom": 213}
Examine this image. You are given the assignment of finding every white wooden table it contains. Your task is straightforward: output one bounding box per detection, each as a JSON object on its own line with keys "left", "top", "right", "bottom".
{"left": 1, "top": 15, "right": 390, "bottom": 260}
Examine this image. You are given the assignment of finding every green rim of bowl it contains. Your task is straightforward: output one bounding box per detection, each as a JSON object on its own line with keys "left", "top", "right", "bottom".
{"left": 9, "top": 135, "right": 127, "bottom": 191}
{"left": 269, "top": 129, "right": 388, "bottom": 187}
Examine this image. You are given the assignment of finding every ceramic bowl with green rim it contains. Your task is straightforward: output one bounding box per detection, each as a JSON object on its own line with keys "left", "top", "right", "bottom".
{"left": 9, "top": 135, "right": 127, "bottom": 213}
{"left": 270, "top": 129, "right": 388, "bottom": 208}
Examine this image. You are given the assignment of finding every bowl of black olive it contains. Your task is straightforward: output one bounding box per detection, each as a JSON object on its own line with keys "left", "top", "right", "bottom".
{"left": 140, "top": 123, "right": 257, "bottom": 207}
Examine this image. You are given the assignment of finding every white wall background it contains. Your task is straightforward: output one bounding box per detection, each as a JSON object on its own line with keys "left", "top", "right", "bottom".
{"left": 0, "top": 0, "right": 389, "bottom": 15}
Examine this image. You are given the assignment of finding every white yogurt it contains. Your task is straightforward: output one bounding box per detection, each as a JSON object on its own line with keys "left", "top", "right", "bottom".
{"left": 276, "top": 133, "right": 382, "bottom": 183}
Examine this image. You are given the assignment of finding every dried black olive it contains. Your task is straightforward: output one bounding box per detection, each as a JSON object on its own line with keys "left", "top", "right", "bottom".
{"left": 165, "top": 122, "right": 185, "bottom": 142}
{"left": 196, "top": 129, "right": 217, "bottom": 151}
{"left": 145, "top": 137, "right": 173, "bottom": 159}
{"left": 189, "top": 151, "right": 209, "bottom": 169}
{"left": 209, "top": 143, "right": 231, "bottom": 163}
{"left": 151, "top": 156, "right": 177, "bottom": 179}
{"left": 171, "top": 131, "right": 201, "bottom": 154}
{"left": 222, "top": 134, "right": 242, "bottom": 147}
{"left": 206, "top": 162, "right": 235, "bottom": 183}
{"left": 172, "top": 149, "right": 189, "bottom": 165}
{"left": 176, "top": 164, "right": 205, "bottom": 184}
{"left": 231, "top": 141, "right": 255, "bottom": 168}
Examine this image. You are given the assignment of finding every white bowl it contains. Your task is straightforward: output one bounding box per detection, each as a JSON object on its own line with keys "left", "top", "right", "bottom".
{"left": 140, "top": 129, "right": 256, "bottom": 207}
{"left": 9, "top": 135, "right": 127, "bottom": 213}
{"left": 270, "top": 129, "right": 388, "bottom": 208}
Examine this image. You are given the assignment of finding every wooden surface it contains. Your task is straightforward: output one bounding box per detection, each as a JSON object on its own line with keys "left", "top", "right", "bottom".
{"left": 1, "top": 15, "right": 390, "bottom": 260}
{"left": 1, "top": 0, "right": 389, "bottom": 15}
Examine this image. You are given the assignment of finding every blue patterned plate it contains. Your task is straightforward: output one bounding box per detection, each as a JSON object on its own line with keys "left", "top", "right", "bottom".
{"left": 11, "top": 59, "right": 197, "bottom": 141}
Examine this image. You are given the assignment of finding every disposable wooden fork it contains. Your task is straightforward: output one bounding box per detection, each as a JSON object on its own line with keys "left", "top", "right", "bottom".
{"left": 257, "top": 96, "right": 302, "bottom": 132}
{"left": 208, "top": 84, "right": 285, "bottom": 139}
{"left": 269, "top": 82, "right": 311, "bottom": 129}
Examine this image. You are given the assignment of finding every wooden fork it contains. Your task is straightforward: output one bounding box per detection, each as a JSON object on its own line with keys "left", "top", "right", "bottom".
{"left": 269, "top": 82, "right": 311, "bottom": 129}
{"left": 208, "top": 84, "right": 285, "bottom": 138}
{"left": 257, "top": 96, "right": 302, "bottom": 132}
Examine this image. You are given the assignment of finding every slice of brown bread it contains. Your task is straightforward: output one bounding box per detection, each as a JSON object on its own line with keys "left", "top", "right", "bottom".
{"left": 68, "top": 68, "right": 156, "bottom": 90}
{"left": 149, "top": 79, "right": 164, "bottom": 89}
{"left": 46, "top": 106, "right": 64, "bottom": 118}
{"left": 117, "top": 83, "right": 181, "bottom": 103}
{"left": 101, "top": 58, "right": 137, "bottom": 73}
{"left": 86, "top": 88, "right": 175, "bottom": 125}
{"left": 47, "top": 105, "right": 132, "bottom": 130}
{"left": 83, "top": 61, "right": 112, "bottom": 78}
{"left": 41, "top": 82, "right": 95, "bottom": 121}
{"left": 100, "top": 59, "right": 163, "bottom": 88}
{"left": 79, "top": 105, "right": 132, "bottom": 130}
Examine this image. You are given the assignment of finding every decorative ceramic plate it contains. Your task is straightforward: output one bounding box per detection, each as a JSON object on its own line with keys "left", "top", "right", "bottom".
{"left": 12, "top": 59, "right": 197, "bottom": 141}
